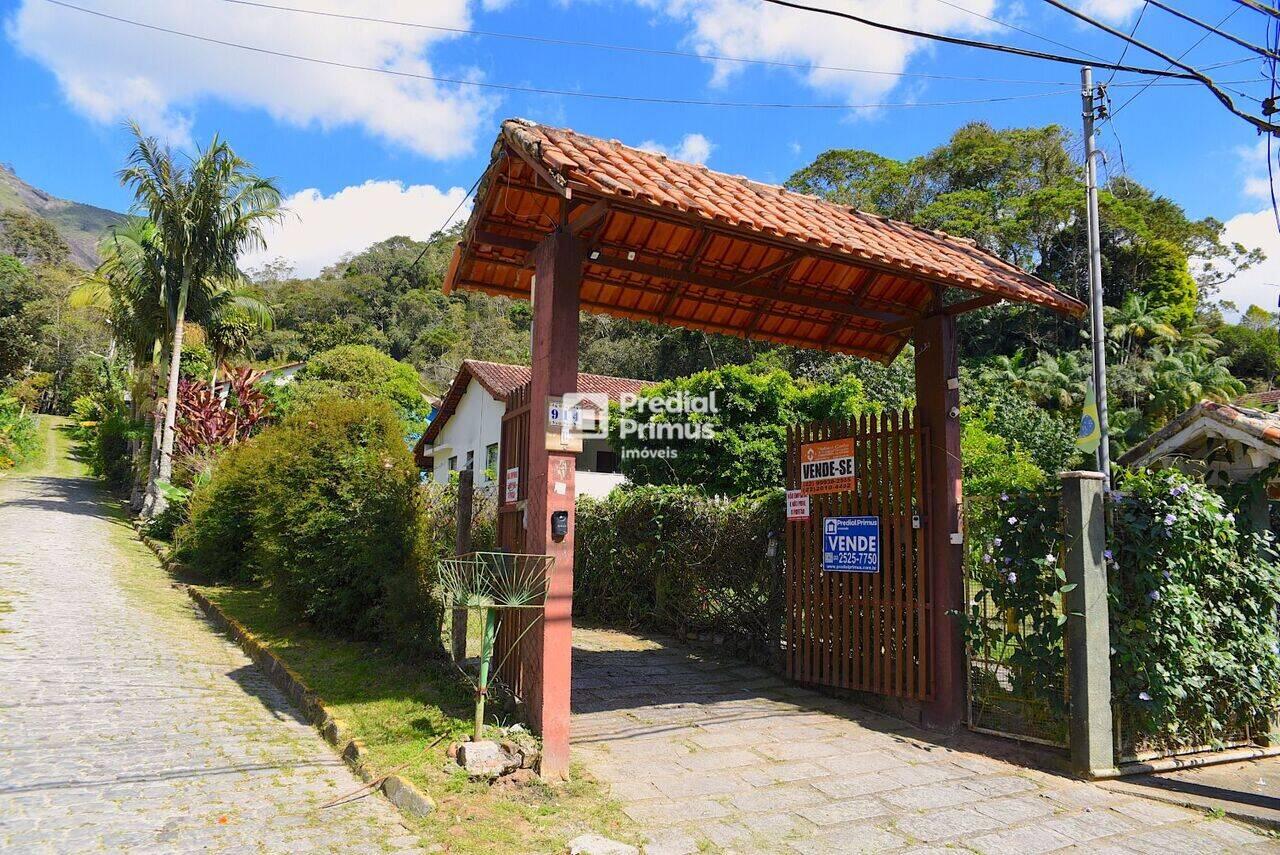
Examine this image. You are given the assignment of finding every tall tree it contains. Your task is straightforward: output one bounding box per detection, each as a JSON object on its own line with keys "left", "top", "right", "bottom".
{"left": 117, "top": 123, "right": 281, "bottom": 515}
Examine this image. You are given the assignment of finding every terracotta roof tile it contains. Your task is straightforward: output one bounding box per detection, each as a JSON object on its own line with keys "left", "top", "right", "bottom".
{"left": 1118, "top": 399, "right": 1280, "bottom": 466}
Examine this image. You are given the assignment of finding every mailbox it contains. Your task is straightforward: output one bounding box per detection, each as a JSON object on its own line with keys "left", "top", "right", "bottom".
{"left": 551, "top": 510, "right": 569, "bottom": 540}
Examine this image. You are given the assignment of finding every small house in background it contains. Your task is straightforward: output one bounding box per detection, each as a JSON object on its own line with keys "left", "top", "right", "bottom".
{"left": 214, "top": 360, "right": 303, "bottom": 405}
{"left": 1118, "top": 399, "right": 1280, "bottom": 529}
{"left": 413, "top": 360, "right": 649, "bottom": 498}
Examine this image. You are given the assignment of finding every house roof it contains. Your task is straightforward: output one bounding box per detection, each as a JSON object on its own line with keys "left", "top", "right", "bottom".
{"left": 443, "top": 119, "right": 1084, "bottom": 363}
{"left": 1118, "top": 400, "right": 1280, "bottom": 467}
{"left": 1236, "top": 389, "right": 1280, "bottom": 409}
{"left": 413, "top": 360, "right": 650, "bottom": 462}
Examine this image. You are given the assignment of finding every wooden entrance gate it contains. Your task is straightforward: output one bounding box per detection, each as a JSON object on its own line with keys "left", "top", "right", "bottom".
{"left": 785, "top": 410, "right": 933, "bottom": 701}
{"left": 494, "top": 383, "right": 535, "bottom": 701}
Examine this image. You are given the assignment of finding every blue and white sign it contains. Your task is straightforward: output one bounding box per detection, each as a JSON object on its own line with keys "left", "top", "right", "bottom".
{"left": 822, "top": 516, "right": 880, "bottom": 573}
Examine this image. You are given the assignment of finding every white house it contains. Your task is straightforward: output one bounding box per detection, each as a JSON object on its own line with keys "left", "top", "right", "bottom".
{"left": 412, "top": 360, "right": 650, "bottom": 499}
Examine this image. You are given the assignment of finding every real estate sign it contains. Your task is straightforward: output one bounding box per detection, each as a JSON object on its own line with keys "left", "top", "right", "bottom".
{"left": 822, "top": 516, "right": 880, "bottom": 573}
{"left": 785, "top": 489, "right": 810, "bottom": 521}
{"left": 504, "top": 467, "right": 520, "bottom": 504}
{"left": 799, "top": 437, "right": 856, "bottom": 495}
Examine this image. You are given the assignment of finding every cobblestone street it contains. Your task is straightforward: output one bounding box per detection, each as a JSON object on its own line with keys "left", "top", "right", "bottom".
{"left": 0, "top": 434, "right": 423, "bottom": 853}
{"left": 573, "top": 628, "right": 1280, "bottom": 854}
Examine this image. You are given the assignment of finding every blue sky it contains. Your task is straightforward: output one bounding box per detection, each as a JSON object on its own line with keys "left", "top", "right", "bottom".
{"left": 3, "top": 0, "right": 1278, "bottom": 307}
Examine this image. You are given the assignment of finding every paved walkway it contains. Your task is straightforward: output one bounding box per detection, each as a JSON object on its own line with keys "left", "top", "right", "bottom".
{"left": 0, "top": 426, "right": 422, "bottom": 853}
{"left": 572, "top": 628, "right": 1279, "bottom": 854}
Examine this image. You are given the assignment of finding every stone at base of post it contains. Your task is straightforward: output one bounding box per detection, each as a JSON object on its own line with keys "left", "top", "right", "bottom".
{"left": 1060, "top": 470, "right": 1118, "bottom": 777}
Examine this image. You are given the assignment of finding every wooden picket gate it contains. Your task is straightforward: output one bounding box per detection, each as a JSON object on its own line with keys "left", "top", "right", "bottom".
{"left": 494, "top": 383, "right": 536, "bottom": 702}
{"left": 785, "top": 410, "right": 934, "bottom": 701}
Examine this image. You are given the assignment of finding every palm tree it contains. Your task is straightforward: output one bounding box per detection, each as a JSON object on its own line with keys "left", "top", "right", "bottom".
{"left": 1026, "top": 350, "right": 1089, "bottom": 411}
{"left": 1150, "top": 349, "right": 1245, "bottom": 424}
{"left": 1104, "top": 293, "right": 1179, "bottom": 365}
{"left": 117, "top": 122, "right": 282, "bottom": 516}
{"left": 978, "top": 352, "right": 1030, "bottom": 391}
{"left": 206, "top": 287, "right": 274, "bottom": 384}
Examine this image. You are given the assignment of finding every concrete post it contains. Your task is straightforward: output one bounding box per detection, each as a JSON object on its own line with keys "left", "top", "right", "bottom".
{"left": 451, "top": 468, "right": 474, "bottom": 662}
{"left": 1060, "top": 470, "right": 1116, "bottom": 777}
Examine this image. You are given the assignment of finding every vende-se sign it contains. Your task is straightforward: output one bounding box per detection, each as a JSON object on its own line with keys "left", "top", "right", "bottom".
{"left": 799, "top": 437, "right": 856, "bottom": 495}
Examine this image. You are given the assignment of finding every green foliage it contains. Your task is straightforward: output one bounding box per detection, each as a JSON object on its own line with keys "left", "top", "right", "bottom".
{"left": 178, "top": 341, "right": 214, "bottom": 381}
{"left": 66, "top": 358, "right": 139, "bottom": 490}
{"left": 290, "top": 344, "right": 429, "bottom": 426}
{"left": 7, "top": 372, "right": 52, "bottom": 411}
{"left": 0, "top": 253, "right": 41, "bottom": 381}
{"left": 176, "top": 396, "right": 441, "bottom": 648}
{"left": 613, "top": 361, "right": 872, "bottom": 495}
{"left": 960, "top": 416, "right": 1047, "bottom": 497}
{"left": 1136, "top": 239, "right": 1198, "bottom": 329}
{"left": 575, "top": 485, "right": 784, "bottom": 662}
{"left": 1109, "top": 468, "right": 1280, "bottom": 749}
{"left": 0, "top": 208, "right": 71, "bottom": 266}
{"left": 1215, "top": 311, "right": 1280, "bottom": 387}
{"left": 963, "top": 490, "right": 1071, "bottom": 709}
{"left": 964, "top": 366, "right": 1079, "bottom": 474}
{"left": 0, "top": 394, "right": 40, "bottom": 469}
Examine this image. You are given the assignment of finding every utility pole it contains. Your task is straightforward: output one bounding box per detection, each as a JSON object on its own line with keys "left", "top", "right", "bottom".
{"left": 1082, "top": 66, "right": 1111, "bottom": 488}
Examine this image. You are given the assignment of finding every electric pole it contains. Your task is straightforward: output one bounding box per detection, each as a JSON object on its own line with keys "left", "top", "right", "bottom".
{"left": 1082, "top": 66, "right": 1111, "bottom": 488}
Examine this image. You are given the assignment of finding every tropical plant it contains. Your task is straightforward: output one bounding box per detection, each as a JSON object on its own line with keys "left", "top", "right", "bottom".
{"left": 1104, "top": 293, "right": 1179, "bottom": 364}
{"left": 1025, "top": 350, "right": 1089, "bottom": 411}
{"left": 174, "top": 367, "right": 270, "bottom": 456}
{"left": 117, "top": 121, "right": 282, "bottom": 517}
{"left": 1149, "top": 349, "right": 1245, "bottom": 422}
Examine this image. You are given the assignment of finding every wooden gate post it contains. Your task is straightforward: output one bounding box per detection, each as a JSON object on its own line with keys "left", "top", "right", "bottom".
{"left": 526, "top": 228, "right": 582, "bottom": 778}
{"left": 914, "top": 312, "right": 966, "bottom": 729}
{"left": 451, "top": 468, "right": 474, "bottom": 662}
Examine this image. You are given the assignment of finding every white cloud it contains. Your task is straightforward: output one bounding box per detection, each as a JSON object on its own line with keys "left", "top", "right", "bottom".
{"left": 634, "top": 0, "right": 1000, "bottom": 105}
{"left": 1215, "top": 209, "right": 1280, "bottom": 316}
{"left": 7, "top": 0, "right": 494, "bottom": 159}
{"left": 638, "top": 132, "right": 716, "bottom": 164}
{"left": 1075, "top": 0, "right": 1144, "bottom": 24}
{"left": 241, "top": 180, "right": 470, "bottom": 277}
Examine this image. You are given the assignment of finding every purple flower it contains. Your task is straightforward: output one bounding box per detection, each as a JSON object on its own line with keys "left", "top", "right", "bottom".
{"left": 1103, "top": 549, "right": 1114, "bottom": 562}
{"left": 1000, "top": 493, "right": 1009, "bottom": 502}
{"left": 1162, "top": 570, "right": 1172, "bottom": 581}
{"left": 1148, "top": 590, "right": 1161, "bottom": 602}
{"left": 1138, "top": 691, "right": 1152, "bottom": 702}
{"left": 1008, "top": 516, "right": 1019, "bottom": 525}
{"left": 983, "top": 554, "right": 993, "bottom": 564}
{"left": 1006, "top": 572, "right": 1017, "bottom": 584}
{"left": 993, "top": 537, "right": 1003, "bottom": 547}
{"left": 1163, "top": 513, "right": 1177, "bottom": 527}
{"left": 1171, "top": 485, "right": 1188, "bottom": 497}
{"left": 1272, "top": 641, "right": 1279, "bottom": 656}
{"left": 1044, "top": 553, "right": 1056, "bottom": 565}
{"left": 1003, "top": 557, "right": 1012, "bottom": 565}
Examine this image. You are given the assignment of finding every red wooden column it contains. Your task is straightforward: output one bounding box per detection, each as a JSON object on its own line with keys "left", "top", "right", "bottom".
{"left": 525, "top": 229, "right": 582, "bottom": 778}
{"left": 914, "top": 311, "right": 966, "bottom": 730}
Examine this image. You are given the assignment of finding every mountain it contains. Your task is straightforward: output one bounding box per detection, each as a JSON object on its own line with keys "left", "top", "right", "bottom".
{"left": 0, "top": 163, "right": 124, "bottom": 268}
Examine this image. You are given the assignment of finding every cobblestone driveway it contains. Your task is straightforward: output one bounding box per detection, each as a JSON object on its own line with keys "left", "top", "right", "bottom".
{"left": 573, "top": 628, "right": 1279, "bottom": 854}
{"left": 0, "top": 447, "right": 422, "bottom": 852}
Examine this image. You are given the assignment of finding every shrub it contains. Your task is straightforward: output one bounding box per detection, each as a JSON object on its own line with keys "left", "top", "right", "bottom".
{"left": 575, "top": 485, "right": 784, "bottom": 663}
{"left": 175, "top": 441, "right": 264, "bottom": 583}
{"left": 176, "top": 395, "right": 441, "bottom": 649}
{"left": 1109, "top": 468, "right": 1280, "bottom": 750}
{"left": 0, "top": 394, "right": 39, "bottom": 469}
{"left": 289, "top": 344, "right": 429, "bottom": 426}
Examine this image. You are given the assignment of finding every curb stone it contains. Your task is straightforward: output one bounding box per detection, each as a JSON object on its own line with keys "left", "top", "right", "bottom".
{"left": 134, "top": 531, "right": 436, "bottom": 818}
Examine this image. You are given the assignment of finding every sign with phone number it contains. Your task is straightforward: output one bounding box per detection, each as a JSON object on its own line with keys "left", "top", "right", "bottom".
{"left": 822, "top": 516, "right": 880, "bottom": 573}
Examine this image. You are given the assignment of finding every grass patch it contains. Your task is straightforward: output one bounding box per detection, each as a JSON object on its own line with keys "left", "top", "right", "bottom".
{"left": 197, "top": 583, "right": 639, "bottom": 853}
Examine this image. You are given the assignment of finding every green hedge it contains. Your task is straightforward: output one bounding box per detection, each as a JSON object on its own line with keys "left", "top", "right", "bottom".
{"left": 175, "top": 396, "right": 441, "bottom": 650}
{"left": 575, "top": 485, "right": 784, "bottom": 663}
{"left": 0, "top": 394, "right": 39, "bottom": 469}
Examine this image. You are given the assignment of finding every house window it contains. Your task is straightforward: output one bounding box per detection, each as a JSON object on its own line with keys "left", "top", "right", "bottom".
{"left": 485, "top": 443, "right": 499, "bottom": 481}
{"left": 466, "top": 450, "right": 475, "bottom": 472}
{"left": 595, "top": 450, "right": 619, "bottom": 474}
{"left": 447, "top": 455, "right": 458, "bottom": 472}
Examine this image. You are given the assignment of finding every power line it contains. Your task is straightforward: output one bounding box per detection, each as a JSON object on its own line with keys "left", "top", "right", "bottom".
{"left": 1041, "top": 0, "right": 1280, "bottom": 133}
{"left": 1106, "top": 1, "right": 1149, "bottom": 87}
{"left": 1109, "top": 6, "right": 1243, "bottom": 118}
{"left": 1143, "top": 0, "right": 1280, "bottom": 61}
{"left": 756, "top": 0, "right": 1196, "bottom": 79}
{"left": 217, "top": 0, "right": 1083, "bottom": 88}
{"left": 42, "top": 0, "right": 1078, "bottom": 111}
{"left": 1234, "top": 0, "right": 1280, "bottom": 21}
{"left": 926, "top": 0, "right": 1106, "bottom": 60}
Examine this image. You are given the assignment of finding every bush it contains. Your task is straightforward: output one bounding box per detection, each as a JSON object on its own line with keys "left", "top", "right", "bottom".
{"left": 1109, "top": 468, "right": 1280, "bottom": 750}
{"left": 575, "top": 485, "right": 784, "bottom": 663}
{"left": 0, "top": 394, "right": 40, "bottom": 469}
{"left": 289, "top": 344, "right": 429, "bottom": 426}
{"left": 176, "top": 396, "right": 441, "bottom": 649}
